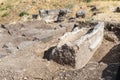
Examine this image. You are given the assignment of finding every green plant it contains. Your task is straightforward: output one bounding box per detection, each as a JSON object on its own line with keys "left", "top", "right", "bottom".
{"left": 85, "top": 0, "right": 91, "bottom": 3}
{"left": 0, "top": 8, "right": 6, "bottom": 11}
{"left": 1, "top": 12, "right": 9, "bottom": 17}
{"left": 1, "top": 12, "right": 8, "bottom": 17}
{"left": 0, "top": 4, "right": 12, "bottom": 11}
{"left": 65, "top": 3, "right": 73, "bottom": 9}
{"left": 6, "top": 4, "right": 12, "bottom": 9}
{"left": 19, "top": 11, "right": 29, "bottom": 17}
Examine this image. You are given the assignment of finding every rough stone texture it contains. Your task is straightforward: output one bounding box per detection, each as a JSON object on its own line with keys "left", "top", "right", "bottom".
{"left": 48, "top": 22, "right": 104, "bottom": 69}
{"left": 76, "top": 10, "right": 86, "bottom": 18}
{"left": 74, "top": 22, "right": 104, "bottom": 69}
{"left": 50, "top": 44, "right": 75, "bottom": 67}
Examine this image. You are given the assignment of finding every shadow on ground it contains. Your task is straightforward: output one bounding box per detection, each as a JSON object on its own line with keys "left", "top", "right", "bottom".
{"left": 99, "top": 44, "right": 120, "bottom": 80}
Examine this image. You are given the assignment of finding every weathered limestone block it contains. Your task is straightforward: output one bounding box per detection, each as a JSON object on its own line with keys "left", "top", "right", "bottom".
{"left": 47, "top": 22, "right": 104, "bottom": 69}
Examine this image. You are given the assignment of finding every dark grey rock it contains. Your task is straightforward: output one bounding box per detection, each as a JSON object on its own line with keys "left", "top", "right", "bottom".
{"left": 44, "top": 44, "right": 75, "bottom": 67}
{"left": 1, "top": 24, "right": 7, "bottom": 29}
{"left": 76, "top": 10, "right": 86, "bottom": 18}
{"left": 56, "top": 9, "right": 71, "bottom": 22}
{"left": 91, "top": 6, "right": 97, "bottom": 11}
{"left": 68, "top": 17, "right": 76, "bottom": 22}
{"left": 115, "top": 7, "right": 120, "bottom": 12}
{"left": 32, "top": 14, "right": 38, "bottom": 19}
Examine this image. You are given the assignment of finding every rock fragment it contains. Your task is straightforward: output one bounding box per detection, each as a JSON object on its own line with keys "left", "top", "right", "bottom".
{"left": 76, "top": 10, "right": 86, "bottom": 18}
{"left": 115, "top": 6, "right": 120, "bottom": 12}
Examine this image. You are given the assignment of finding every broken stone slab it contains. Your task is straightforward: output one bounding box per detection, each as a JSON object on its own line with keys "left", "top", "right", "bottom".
{"left": 45, "top": 22, "right": 104, "bottom": 69}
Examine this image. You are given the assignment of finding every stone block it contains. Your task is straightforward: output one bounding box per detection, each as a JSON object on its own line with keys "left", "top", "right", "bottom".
{"left": 45, "top": 22, "right": 104, "bottom": 69}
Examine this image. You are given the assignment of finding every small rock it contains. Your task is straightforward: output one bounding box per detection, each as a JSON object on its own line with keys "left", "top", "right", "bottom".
{"left": 59, "top": 9, "right": 68, "bottom": 17}
{"left": 32, "top": 14, "right": 38, "bottom": 19}
{"left": 91, "top": 6, "right": 97, "bottom": 11}
{"left": 56, "top": 9, "right": 71, "bottom": 22}
{"left": 115, "top": 6, "right": 120, "bottom": 12}
{"left": 68, "top": 17, "right": 76, "bottom": 22}
{"left": 76, "top": 10, "right": 86, "bottom": 18}
{"left": 1, "top": 24, "right": 7, "bottom": 29}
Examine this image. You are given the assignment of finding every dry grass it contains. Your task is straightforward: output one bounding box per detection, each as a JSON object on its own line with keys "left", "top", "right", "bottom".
{"left": 0, "top": 0, "right": 120, "bottom": 24}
